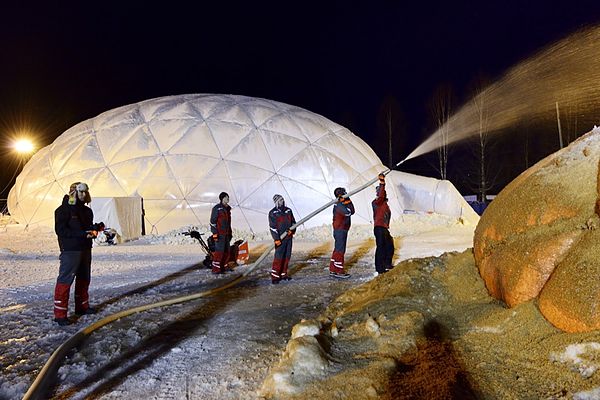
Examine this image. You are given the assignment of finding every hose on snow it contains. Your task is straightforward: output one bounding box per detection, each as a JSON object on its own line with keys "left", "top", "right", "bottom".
{"left": 23, "top": 161, "right": 404, "bottom": 400}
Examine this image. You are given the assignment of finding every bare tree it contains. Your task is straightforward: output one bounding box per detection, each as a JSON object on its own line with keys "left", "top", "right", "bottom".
{"left": 428, "top": 84, "right": 454, "bottom": 180}
{"left": 376, "top": 95, "right": 406, "bottom": 167}
{"left": 562, "top": 101, "right": 579, "bottom": 145}
{"left": 468, "top": 76, "right": 498, "bottom": 202}
{"left": 524, "top": 122, "right": 530, "bottom": 170}
{"left": 555, "top": 99, "right": 581, "bottom": 149}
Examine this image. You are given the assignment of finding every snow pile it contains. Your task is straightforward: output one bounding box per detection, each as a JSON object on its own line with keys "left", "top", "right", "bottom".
{"left": 143, "top": 212, "right": 468, "bottom": 245}
{"left": 574, "top": 386, "right": 600, "bottom": 400}
{"left": 0, "top": 223, "right": 58, "bottom": 252}
{"left": 260, "top": 302, "right": 425, "bottom": 399}
{"left": 142, "top": 225, "right": 212, "bottom": 245}
{"left": 0, "top": 207, "right": 475, "bottom": 399}
{"left": 365, "top": 314, "right": 381, "bottom": 337}
{"left": 1, "top": 207, "right": 466, "bottom": 249}
{"left": 550, "top": 342, "right": 600, "bottom": 378}
{"left": 259, "top": 319, "right": 330, "bottom": 398}
{"left": 291, "top": 319, "right": 321, "bottom": 339}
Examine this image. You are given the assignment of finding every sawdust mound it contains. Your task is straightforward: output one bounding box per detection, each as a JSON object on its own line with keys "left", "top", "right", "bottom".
{"left": 261, "top": 250, "right": 600, "bottom": 399}
{"left": 474, "top": 128, "right": 600, "bottom": 332}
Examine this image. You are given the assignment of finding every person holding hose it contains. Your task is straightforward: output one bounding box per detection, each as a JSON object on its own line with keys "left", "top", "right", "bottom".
{"left": 329, "top": 187, "right": 354, "bottom": 278}
{"left": 372, "top": 173, "right": 395, "bottom": 274}
{"left": 210, "top": 192, "right": 232, "bottom": 274}
{"left": 53, "top": 182, "right": 102, "bottom": 326}
{"left": 268, "top": 194, "right": 296, "bottom": 284}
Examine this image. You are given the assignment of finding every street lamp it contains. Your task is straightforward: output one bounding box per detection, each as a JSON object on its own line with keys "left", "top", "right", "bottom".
{"left": 12, "top": 138, "right": 35, "bottom": 157}
{"left": 1, "top": 137, "right": 37, "bottom": 212}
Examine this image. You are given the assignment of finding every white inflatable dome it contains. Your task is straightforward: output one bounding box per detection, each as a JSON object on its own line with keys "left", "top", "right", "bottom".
{"left": 8, "top": 94, "right": 401, "bottom": 234}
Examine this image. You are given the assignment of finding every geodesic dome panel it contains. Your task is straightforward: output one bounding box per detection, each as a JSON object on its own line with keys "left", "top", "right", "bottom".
{"left": 8, "top": 94, "right": 398, "bottom": 234}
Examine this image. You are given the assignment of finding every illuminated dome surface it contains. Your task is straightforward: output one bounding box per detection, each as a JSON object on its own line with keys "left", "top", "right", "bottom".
{"left": 8, "top": 94, "right": 391, "bottom": 233}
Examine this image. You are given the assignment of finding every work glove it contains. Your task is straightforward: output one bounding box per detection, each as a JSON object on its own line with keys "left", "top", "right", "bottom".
{"left": 91, "top": 222, "right": 105, "bottom": 231}
{"left": 274, "top": 239, "right": 282, "bottom": 247}
{"left": 378, "top": 173, "right": 386, "bottom": 185}
{"left": 189, "top": 230, "right": 201, "bottom": 240}
{"left": 212, "top": 233, "right": 219, "bottom": 242}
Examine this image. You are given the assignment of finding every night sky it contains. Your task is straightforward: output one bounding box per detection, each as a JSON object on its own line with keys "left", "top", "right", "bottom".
{"left": 2, "top": 1, "right": 600, "bottom": 199}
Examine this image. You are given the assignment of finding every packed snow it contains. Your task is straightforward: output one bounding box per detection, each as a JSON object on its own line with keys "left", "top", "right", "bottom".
{"left": 550, "top": 343, "right": 600, "bottom": 378}
{"left": 2, "top": 207, "right": 600, "bottom": 398}
{"left": 0, "top": 212, "right": 473, "bottom": 399}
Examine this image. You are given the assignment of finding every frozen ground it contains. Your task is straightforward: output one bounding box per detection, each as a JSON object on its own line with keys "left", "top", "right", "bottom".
{"left": 0, "top": 213, "right": 474, "bottom": 399}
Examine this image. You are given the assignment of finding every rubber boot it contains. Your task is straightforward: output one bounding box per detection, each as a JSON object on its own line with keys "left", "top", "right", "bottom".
{"left": 54, "top": 283, "right": 71, "bottom": 320}
{"left": 329, "top": 251, "right": 345, "bottom": 274}
{"left": 74, "top": 279, "right": 90, "bottom": 315}
{"left": 271, "top": 258, "right": 282, "bottom": 283}
{"left": 330, "top": 251, "right": 350, "bottom": 277}
{"left": 281, "top": 257, "right": 291, "bottom": 281}
{"left": 212, "top": 251, "right": 223, "bottom": 274}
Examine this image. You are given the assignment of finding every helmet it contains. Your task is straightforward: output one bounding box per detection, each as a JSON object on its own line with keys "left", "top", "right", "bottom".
{"left": 334, "top": 187, "right": 346, "bottom": 198}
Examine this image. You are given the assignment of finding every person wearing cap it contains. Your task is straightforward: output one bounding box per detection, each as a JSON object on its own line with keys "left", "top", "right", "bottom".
{"left": 372, "top": 173, "right": 394, "bottom": 274}
{"left": 268, "top": 194, "right": 296, "bottom": 284}
{"left": 53, "top": 182, "right": 102, "bottom": 326}
{"left": 210, "top": 192, "right": 232, "bottom": 274}
{"left": 329, "top": 187, "right": 354, "bottom": 278}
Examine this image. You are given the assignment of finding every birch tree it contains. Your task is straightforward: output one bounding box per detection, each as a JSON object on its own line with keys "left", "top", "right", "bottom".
{"left": 428, "top": 84, "right": 453, "bottom": 180}
{"left": 468, "top": 76, "right": 498, "bottom": 203}
{"left": 376, "top": 95, "right": 405, "bottom": 167}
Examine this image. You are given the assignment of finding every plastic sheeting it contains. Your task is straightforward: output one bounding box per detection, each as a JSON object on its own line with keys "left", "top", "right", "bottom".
{"left": 7, "top": 94, "right": 475, "bottom": 234}
{"left": 90, "top": 197, "right": 143, "bottom": 242}
{"left": 387, "top": 171, "right": 479, "bottom": 224}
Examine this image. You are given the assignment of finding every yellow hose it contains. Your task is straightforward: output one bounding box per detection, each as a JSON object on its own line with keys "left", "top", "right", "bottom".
{"left": 22, "top": 273, "right": 246, "bottom": 400}
{"left": 23, "top": 165, "right": 399, "bottom": 400}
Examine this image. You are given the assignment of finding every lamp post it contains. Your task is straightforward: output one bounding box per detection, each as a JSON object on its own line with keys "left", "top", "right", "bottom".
{"left": 13, "top": 138, "right": 35, "bottom": 156}
{"left": 1, "top": 137, "right": 36, "bottom": 215}
{"left": 11, "top": 137, "right": 36, "bottom": 179}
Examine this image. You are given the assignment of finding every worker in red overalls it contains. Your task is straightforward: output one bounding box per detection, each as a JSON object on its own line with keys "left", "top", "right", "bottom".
{"left": 329, "top": 187, "right": 354, "bottom": 278}
{"left": 372, "top": 173, "right": 394, "bottom": 274}
{"left": 210, "top": 192, "right": 232, "bottom": 274}
{"left": 53, "top": 182, "right": 100, "bottom": 326}
{"left": 268, "top": 194, "right": 296, "bottom": 284}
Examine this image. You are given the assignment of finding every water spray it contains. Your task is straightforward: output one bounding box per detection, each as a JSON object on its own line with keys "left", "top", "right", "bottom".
{"left": 411, "top": 25, "right": 600, "bottom": 160}
{"left": 25, "top": 20, "right": 600, "bottom": 400}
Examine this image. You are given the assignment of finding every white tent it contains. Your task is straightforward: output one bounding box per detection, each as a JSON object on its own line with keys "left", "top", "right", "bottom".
{"left": 8, "top": 94, "right": 476, "bottom": 234}
{"left": 387, "top": 171, "right": 479, "bottom": 224}
{"left": 90, "top": 197, "right": 143, "bottom": 242}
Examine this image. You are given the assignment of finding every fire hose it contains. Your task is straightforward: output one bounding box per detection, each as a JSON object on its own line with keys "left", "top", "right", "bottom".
{"left": 23, "top": 163, "right": 403, "bottom": 400}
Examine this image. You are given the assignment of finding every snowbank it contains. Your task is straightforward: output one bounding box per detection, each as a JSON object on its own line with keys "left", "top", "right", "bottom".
{"left": 0, "top": 211, "right": 475, "bottom": 399}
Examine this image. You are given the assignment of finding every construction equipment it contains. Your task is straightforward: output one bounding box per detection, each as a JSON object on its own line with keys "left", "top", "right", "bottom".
{"left": 184, "top": 230, "right": 214, "bottom": 268}
{"left": 184, "top": 230, "right": 250, "bottom": 268}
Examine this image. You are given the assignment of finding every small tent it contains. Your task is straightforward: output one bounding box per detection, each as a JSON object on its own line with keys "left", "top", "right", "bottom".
{"left": 90, "top": 197, "right": 143, "bottom": 242}
{"left": 387, "top": 171, "right": 479, "bottom": 225}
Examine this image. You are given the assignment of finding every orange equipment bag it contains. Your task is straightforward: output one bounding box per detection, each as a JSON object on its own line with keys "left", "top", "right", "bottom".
{"left": 229, "top": 239, "right": 250, "bottom": 265}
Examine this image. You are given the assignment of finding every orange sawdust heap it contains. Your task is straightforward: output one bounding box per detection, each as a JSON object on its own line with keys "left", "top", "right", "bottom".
{"left": 474, "top": 128, "right": 600, "bottom": 332}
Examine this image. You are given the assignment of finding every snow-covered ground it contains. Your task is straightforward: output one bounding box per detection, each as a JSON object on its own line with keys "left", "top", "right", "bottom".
{"left": 0, "top": 213, "right": 475, "bottom": 399}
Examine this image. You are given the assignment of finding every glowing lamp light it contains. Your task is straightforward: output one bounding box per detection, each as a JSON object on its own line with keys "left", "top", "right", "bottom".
{"left": 13, "top": 138, "right": 35, "bottom": 154}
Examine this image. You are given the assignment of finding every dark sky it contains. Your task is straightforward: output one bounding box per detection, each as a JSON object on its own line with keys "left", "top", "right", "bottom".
{"left": 2, "top": 1, "right": 600, "bottom": 198}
